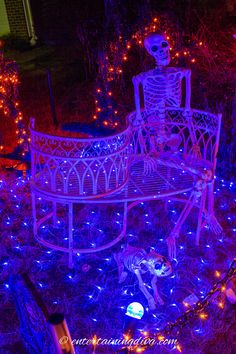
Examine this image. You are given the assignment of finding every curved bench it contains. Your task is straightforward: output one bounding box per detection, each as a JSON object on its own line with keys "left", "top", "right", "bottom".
{"left": 30, "top": 108, "right": 221, "bottom": 266}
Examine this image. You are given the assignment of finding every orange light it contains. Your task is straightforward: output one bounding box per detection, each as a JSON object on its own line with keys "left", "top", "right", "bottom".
{"left": 191, "top": 58, "right": 196, "bottom": 63}
{"left": 93, "top": 115, "right": 97, "bottom": 119}
{"left": 103, "top": 121, "right": 108, "bottom": 126}
{"left": 176, "top": 344, "right": 182, "bottom": 352}
{"left": 97, "top": 88, "right": 101, "bottom": 93}
{"left": 215, "top": 271, "right": 221, "bottom": 278}
{"left": 218, "top": 301, "right": 224, "bottom": 309}
{"left": 157, "top": 335, "right": 164, "bottom": 341}
{"left": 127, "top": 44, "right": 131, "bottom": 49}
{"left": 153, "top": 17, "right": 158, "bottom": 22}
{"left": 108, "top": 91, "right": 112, "bottom": 96}
{"left": 123, "top": 56, "right": 127, "bottom": 61}
{"left": 199, "top": 41, "right": 203, "bottom": 46}
{"left": 92, "top": 335, "right": 97, "bottom": 345}
{"left": 167, "top": 36, "right": 170, "bottom": 40}
{"left": 199, "top": 312, "right": 207, "bottom": 320}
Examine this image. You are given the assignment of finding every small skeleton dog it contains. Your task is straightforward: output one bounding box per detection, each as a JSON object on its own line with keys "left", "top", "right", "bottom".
{"left": 114, "top": 244, "right": 172, "bottom": 310}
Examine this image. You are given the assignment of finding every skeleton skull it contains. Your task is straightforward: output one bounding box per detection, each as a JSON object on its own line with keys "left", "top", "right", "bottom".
{"left": 144, "top": 33, "right": 170, "bottom": 67}
{"left": 144, "top": 251, "right": 172, "bottom": 277}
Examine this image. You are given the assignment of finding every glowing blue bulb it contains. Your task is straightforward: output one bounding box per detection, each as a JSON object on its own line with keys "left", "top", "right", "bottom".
{"left": 126, "top": 302, "right": 144, "bottom": 320}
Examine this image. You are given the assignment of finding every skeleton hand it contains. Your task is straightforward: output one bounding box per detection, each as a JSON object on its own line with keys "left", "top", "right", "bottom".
{"left": 132, "top": 112, "right": 143, "bottom": 126}
{"left": 182, "top": 108, "right": 193, "bottom": 117}
{"left": 191, "top": 144, "right": 201, "bottom": 159}
{"left": 144, "top": 156, "right": 158, "bottom": 175}
{"left": 206, "top": 215, "right": 223, "bottom": 235}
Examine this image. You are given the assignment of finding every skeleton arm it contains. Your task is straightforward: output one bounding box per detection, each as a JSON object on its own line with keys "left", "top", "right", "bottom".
{"left": 132, "top": 74, "right": 144, "bottom": 124}
{"left": 184, "top": 69, "right": 191, "bottom": 110}
{"left": 134, "top": 269, "right": 156, "bottom": 310}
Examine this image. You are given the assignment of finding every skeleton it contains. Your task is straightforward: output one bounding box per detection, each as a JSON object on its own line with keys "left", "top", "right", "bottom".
{"left": 132, "top": 32, "right": 191, "bottom": 155}
{"left": 114, "top": 245, "right": 172, "bottom": 310}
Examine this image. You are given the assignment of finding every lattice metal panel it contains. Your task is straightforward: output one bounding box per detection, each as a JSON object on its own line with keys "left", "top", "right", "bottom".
{"left": 30, "top": 119, "right": 131, "bottom": 198}
{"left": 127, "top": 108, "right": 221, "bottom": 173}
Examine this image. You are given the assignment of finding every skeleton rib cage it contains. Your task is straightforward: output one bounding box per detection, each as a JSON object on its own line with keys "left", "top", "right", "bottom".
{"left": 142, "top": 70, "right": 183, "bottom": 112}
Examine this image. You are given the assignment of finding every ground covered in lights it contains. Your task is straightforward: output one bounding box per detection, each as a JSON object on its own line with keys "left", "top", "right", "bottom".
{"left": 0, "top": 169, "right": 236, "bottom": 354}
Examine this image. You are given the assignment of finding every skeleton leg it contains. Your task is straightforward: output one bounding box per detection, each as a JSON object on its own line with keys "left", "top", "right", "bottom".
{"left": 206, "top": 181, "right": 222, "bottom": 235}
{"left": 195, "top": 185, "right": 207, "bottom": 245}
{"left": 151, "top": 275, "right": 164, "bottom": 305}
{"left": 167, "top": 191, "right": 196, "bottom": 259}
{"left": 113, "top": 253, "right": 128, "bottom": 283}
{"left": 134, "top": 269, "right": 156, "bottom": 310}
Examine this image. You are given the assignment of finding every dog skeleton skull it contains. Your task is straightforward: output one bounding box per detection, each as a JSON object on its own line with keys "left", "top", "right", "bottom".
{"left": 144, "top": 33, "right": 170, "bottom": 67}
{"left": 114, "top": 245, "right": 172, "bottom": 310}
